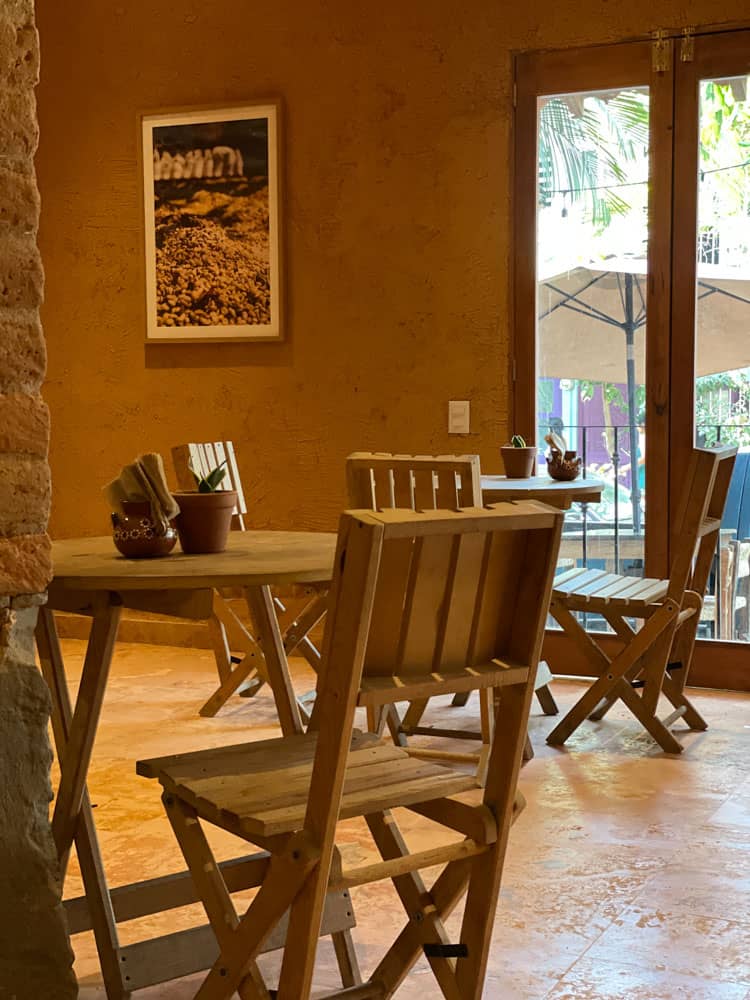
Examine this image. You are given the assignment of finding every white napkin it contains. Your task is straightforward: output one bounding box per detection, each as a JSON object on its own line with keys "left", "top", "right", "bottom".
{"left": 104, "top": 453, "right": 180, "bottom": 536}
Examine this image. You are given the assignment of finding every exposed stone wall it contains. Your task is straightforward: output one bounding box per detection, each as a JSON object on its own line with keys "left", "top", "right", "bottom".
{"left": 0, "top": 1, "right": 77, "bottom": 996}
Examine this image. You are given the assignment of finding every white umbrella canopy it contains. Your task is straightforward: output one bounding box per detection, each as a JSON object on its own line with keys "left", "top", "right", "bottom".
{"left": 537, "top": 259, "right": 750, "bottom": 382}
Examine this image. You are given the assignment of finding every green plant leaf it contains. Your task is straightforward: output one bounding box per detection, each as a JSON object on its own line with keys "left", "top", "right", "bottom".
{"left": 204, "top": 462, "right": 227, "bottom": 491}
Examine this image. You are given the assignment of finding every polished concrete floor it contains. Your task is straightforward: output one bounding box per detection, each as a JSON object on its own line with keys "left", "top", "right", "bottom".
{"left": 54, "top": 638, "right": 750, "bottom": 999}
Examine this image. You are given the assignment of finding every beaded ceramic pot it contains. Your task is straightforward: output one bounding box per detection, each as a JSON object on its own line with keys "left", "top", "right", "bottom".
{"left": 111, "top": 500, "right": 178, "bottom": 558}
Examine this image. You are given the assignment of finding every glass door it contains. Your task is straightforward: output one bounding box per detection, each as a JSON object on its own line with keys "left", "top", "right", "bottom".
{"left": 672, "top": 30, "right": 750, "bottom": 686}
{"left": 514, "top": 41, "right": 674, "bottom": 658}
{"left": 536, "top": 84, "right": 650, "bottom": 581}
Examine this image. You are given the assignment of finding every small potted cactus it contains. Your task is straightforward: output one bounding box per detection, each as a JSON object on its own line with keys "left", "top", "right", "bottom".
{"left": 500, "top": 434, "right": 536, "bottom": 479}
{"left": 172, "top": 461, "right": 238, "bottom": 553}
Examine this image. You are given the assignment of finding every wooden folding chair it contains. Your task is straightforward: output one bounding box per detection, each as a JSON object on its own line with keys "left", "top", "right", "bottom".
{"left": 347, "top": 452, "right": 558, "bottom": 764}
{"left": 547, "top": 445, "right": 737, "bottom": 754}
{"left": 173, "top": 443, "right": 327, "bottom": 719}
{"left": 137, "top": 502, "right": 562, "bottom": 999}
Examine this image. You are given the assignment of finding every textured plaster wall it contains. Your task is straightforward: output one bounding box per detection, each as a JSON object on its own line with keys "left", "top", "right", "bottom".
{"left": 0, "top": 1, "right": 76, "bottom": 996}
{"left": 36, "top": 0, "right": 748, "bottom": 539}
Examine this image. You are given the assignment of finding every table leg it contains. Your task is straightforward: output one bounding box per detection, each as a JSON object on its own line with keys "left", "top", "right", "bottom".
{"left": 36, "top": 605, "right": 129, "bottom": 1000}
{"left": 244, "top": 585, "right": 305, "bottom": 736}
{"left": 51, "top": 595, "right": 122, "bottom": 870}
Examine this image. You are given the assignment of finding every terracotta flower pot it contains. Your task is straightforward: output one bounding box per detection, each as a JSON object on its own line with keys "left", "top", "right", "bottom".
{"left": 173, "top": 490, "right": 238, "bottom": 554}
{"left": 500, "top": 446, "right": 536, "bottom": 479}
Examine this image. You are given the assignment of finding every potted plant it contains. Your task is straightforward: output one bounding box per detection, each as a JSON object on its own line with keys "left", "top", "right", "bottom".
{"left": 173, "top": 461, "right": 238, "bottom": 554}
{"left": 500, "top": 434, "right": 536, "bottom": 479}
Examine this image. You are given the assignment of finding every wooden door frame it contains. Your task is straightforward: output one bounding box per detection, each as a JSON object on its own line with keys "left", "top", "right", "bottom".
{"left": 513, "top": 39, "right": 674, "bottom": 577}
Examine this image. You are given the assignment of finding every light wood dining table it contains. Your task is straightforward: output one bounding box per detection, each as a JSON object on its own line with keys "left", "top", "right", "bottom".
{"left": 36, "top": 530, "right": 342, "bottom": 999}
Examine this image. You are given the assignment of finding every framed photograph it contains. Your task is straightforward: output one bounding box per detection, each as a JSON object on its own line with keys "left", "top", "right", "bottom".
{"left": 141, "top": 102, "right": 281, "bottom": 342}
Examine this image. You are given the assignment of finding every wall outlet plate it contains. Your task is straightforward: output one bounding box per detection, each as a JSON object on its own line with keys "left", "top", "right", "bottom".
{"left": 448, "top": 400, "right": 470, "bottom": 434}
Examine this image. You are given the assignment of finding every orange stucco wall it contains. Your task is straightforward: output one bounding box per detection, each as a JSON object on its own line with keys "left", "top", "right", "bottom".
{"left": 36, "top": 1, "right": 747, "bottom": 539}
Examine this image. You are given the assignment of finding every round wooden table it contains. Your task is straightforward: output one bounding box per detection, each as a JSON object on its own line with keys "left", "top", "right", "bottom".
{"left": 481, "top": 474, "right": 604, "bottom": 509}
{"left": 49, "top": 529, "right": 337, "bottom": 590}
{"left": 38, "top": 529, "right": 338, "bottom": 999}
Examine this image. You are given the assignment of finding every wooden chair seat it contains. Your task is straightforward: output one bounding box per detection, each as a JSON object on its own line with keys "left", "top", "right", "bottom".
{"left": 139, "top": 731, "right": 479, "bottom": 840}
{"left": 553, "top": 567, "right": 670, "bottom": 612}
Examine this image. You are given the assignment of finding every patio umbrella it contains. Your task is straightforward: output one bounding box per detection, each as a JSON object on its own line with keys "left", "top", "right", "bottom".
{"left": 537, "top": 257, "right": 750, "bottom": 533}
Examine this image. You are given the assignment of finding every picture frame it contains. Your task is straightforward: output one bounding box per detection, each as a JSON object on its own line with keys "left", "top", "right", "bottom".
{"left": 140, "top": 101, "right": 282, "bottom": 343}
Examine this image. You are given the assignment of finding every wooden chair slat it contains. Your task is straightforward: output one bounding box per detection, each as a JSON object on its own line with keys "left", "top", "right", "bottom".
{"left": 397, "top": 534, "right": 454, "bottom": 674}
{"left": 470, "top": 530, "right": 525, "bottom": 665}
{"left": 363, "top": 537, "right": 415, "bottom": 677}
{"left": 552, "top": 566, "right": 590, "bottom": 587}
{"left": 567, "top": 572, "right": 622, "bottom": 597}
{"left": 412, "top": 468, "right": 436, "bottom": 509}
{"left": 433, "top": 468, "right": 459, "bottom": 509}
{"left": 437, "top": 532, "right": 486, "bottom": 671}
{"left": 371, "top": 466, "right": 394, "bottom": 509}
{"left": 552, "top": 568, "right": 607, "bottom": 595}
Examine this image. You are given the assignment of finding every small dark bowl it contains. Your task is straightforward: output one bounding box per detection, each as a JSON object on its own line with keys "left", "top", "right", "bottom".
{"left": 547, "top": 450, "right": 582, "bottom": 482}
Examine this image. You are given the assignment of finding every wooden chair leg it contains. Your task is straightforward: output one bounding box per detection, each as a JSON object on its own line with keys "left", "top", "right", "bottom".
{"left": 400, "top": 699, "right": 428, "bottom": 734}
{"left": 477, "top": 687, "right": 495, "bottom": 785}
{"left": 661, "top": 672, "right": 708, "bottom": 731}
{"left": 535, "top": 683, "right": 558, "bottom": 716}
{"left": 207, "top": 614, "right": 232, "bottom": 683}
{"left": 329, "top": 849, "right": 361, "bottom": 989}
{"left": 245, "top": 585, "right": 305, "bottom": 737}
{"left": 616, "top": 682, "right": 685, "bottom": 754}
{"left": 366, "top": 810, "right": 464, "bottom": 997}
{"left": 369, "top": 858, "right": 472, "bottom": 996}
{"left": 201, "top": 593, "right": 267, "bottom": 717}
{"left": 547, "top": 601, "right": 678, "bottom": 747}
{"left": 36, "top": 608, "right": 127, "bottom": 1000}
{"left": 164, "top": 795, "right": 271, "bottom": 1000}
{"left": 587, "top": 689, "right": 621, "bottom": 722}
{"left": 366, "top": 705, "right": 390, "bottom": 737}
{"left": 385, "top": 705, "right": 407, "bottom": 747}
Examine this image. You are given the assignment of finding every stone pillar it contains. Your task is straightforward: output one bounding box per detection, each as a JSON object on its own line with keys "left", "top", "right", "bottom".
{"left": 0, "top": 2, "right": 77, "bottom": 996}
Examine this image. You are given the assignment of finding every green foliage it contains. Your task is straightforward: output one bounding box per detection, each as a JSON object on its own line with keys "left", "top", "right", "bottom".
{"left": 537, "top": 379, "right": 554, "bottom": 415}
{"left": 538, "top": 91, "right": 649, "bottom": 230}
{"left": 190, "top": 460, "right": 227, "bottom": 493}
{"left": 578, "top": 379, "right": 645, "bottom": 424}
{"left": 696, "top": 369, "right": 750, "bottom": 447}
{"left": 699, "top": 81, "right": 750, "bottom": 219}
{"left": 510, "top": 434, "right": 527, "bottom": 447}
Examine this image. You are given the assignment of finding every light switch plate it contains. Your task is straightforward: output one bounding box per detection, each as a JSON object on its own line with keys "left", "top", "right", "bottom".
{"left": 448, "top": 400, "right": 470, "bottom": 434}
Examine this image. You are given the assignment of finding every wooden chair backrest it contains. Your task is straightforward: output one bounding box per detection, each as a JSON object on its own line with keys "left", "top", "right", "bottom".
{"left": 346, "top": 452, "right": 482, "bottom": 511}
{"left": 304, "top": 503, "right": 562, "bottom": 845}
{"left": 669, "top": 445, "right": 737, "bottom": 603}
{"left": 172, "top": 442, "right": 247, "bottom": 526}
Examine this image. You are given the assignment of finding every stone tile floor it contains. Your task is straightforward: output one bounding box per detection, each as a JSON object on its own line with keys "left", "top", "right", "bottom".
{"left": 54, "top": 638, "right": 750, "bottom": 999}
